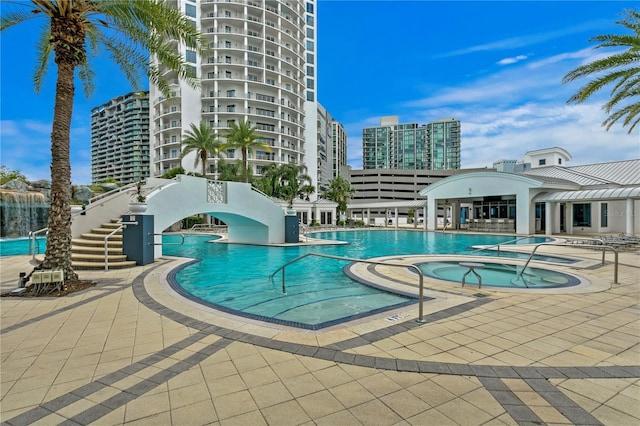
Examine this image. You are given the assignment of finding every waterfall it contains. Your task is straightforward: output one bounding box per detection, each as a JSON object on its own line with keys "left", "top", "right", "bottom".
{"left": 0, "top": 190, "right": 50, "bottom": 238}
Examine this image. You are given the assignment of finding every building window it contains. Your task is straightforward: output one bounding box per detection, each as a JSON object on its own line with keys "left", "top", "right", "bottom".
{"left": 601, "top": 203, "right": 608, "bottom": 227}
{"left": 185, "top": 4, "right": 196, "bottom": 17}
{"left": 306, "top": 66, "right": 314, "bottom": 77}
{"left": 185, "top": 50, "right": 196, "bottom": 63}
{"left": 171, "top": 135, "right": 177, "bottom": 143}
{"left": 558, "top": 158, "right": 562, "bottom": 164}
{"left": 227, "top": 89, "right": 235, "bottom": 97}
{"left": 227, "top": 105, "right": 235, "bottom": 112}
{"left": 306, "top": 53, "right": 314, "bottom": 64}
{"left": 306, "top": 40, "right": 314, "bottom": 51}
{"left": 573, "top": 203, "right": 592, "bottom": 227}
{"left": 186, "top": 65, "right": 196, "bottom": 77}
{"left": 306, "top": 2, "right": 314, "bottom": 13}
{"left": 306, "top": 15, "right": 313, "bottom": 25}
{"left": 539, "top": 159, "right": 546, "bottom": 166}
{"left": 306, "top": 28, "right": 314, "bottom": 38}
{"left": 306, "top": 91, "right": 314, "bottom": 101}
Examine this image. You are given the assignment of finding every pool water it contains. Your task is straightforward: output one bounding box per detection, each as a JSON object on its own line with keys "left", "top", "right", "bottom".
{"left": 417, "top": 261, "right": 580, "bottom": 288}
{"left": 0, "top": 237, "right": 45, "bottom": 257}
{"left": 162, "top": 231, "right": 562, "bottom": 329}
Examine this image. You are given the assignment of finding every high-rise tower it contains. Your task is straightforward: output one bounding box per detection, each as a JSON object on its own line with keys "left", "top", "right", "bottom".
{"left": 91, "top": 91, "right": 150, "bottom": 185}
{"left": 362, "top": 116, "right": 461, "bottom": 170}
{"left": 150, "top": 0, "right": 317, "bottom": 190}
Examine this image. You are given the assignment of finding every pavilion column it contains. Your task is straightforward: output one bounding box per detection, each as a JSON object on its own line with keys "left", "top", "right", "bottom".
{"left": 565, "top": 202, "right": 573, "bottom": 235}
{"left": 394, "top": 207, "right": 399, "bottom": 228}
{"left": 545, "top": 202, "right": 553, "bottom": 235}
{"left": 427, "top": 199, "right": 436, "bottom": 231}
{"left": 423, "top": 205, "right": 427, "bottom": 230}
{"left": 626, "top": 198, "right": 634, "bottom": 235}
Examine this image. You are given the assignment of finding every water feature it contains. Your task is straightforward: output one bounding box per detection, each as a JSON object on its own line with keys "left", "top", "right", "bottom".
{"left": 0, "top": 189, "right": 49, "bottom": 238}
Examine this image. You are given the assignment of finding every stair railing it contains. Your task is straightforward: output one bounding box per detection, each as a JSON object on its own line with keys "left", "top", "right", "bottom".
{"left": 104, "top": 221, "right": 137, "bottom": 271}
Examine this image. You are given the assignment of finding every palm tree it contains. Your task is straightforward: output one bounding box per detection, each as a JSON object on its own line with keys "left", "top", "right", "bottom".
{"left": 217, "top": 159, "right": 244, "bottom": 182}
{"left": 279, "top": 164, "right": 314, "bottom": 208}
{"left": 180, "top": 122, "right": 225, "bottom": 178}
{"left": 323, "top": 176, "right": 354, "bottom": 218}
{"left": 1, "top": 0, "right": 205, "bottom": 280}
{"left": 562, "top": 8, "right": 640, "bottom": 133}
{"left": 223, "top": 120, "right": 271, "bottom": 183}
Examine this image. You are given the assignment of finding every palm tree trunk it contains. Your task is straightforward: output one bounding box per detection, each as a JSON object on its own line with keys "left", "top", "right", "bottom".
{"left": 43, "top": 60, "right": 77, "bottom": 281}
{"left": 242, "top": 147, "right": 248, "bottom": 182}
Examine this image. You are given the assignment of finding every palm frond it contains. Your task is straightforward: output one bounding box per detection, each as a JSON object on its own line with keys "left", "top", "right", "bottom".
{"left": 33, "top": 26, "right": 53, "bottom": 94}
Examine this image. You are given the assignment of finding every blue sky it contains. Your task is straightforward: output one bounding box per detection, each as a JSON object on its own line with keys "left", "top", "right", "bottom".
{"left": 1, "top": 1, "right": 639, "bottom": 184}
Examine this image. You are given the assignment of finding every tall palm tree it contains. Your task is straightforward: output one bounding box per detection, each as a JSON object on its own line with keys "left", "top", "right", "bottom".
{"left": 223, "top": 120, "right": 271, "bottom": 183}
{"left": 562, "top": 8, "right": 640, "bottom": 133}
{"left": 180, "top": 122, "right": 225, "bottom": 177}
{"left": 323, "top": 176, "right": 354, "bottom": 217}
{"left": 1, "top": 0, "right": 205, "bottom": 280}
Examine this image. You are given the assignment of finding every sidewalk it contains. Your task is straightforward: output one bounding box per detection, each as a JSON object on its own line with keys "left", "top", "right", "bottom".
{"left": 1, "top": 244, "right": 638, "bottom": 425}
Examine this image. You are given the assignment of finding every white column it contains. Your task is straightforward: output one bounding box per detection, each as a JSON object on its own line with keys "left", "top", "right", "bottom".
{"left": 565, "top": 202, "right": 573, "bottom": 235}
{"left": 626, "top": 198, "right": 634, "bottom": 235}
{"left": 394, "top": 207, "right": 399, "bottom": 229}
{"left": 545, "top": 202, "right": 553, "bottom": 236}
{"left": 427, "top": 199, "right": 436, "bottom": 231}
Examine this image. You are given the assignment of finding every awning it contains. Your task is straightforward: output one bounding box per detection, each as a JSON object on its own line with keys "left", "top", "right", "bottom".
{"left": 533, "top": 186, "right": 640, "bottom": 202}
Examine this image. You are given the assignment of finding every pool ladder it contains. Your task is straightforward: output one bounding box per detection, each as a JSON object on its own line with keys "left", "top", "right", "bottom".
{"left": 269, "top": 252, "right": 429, "bottom": 324}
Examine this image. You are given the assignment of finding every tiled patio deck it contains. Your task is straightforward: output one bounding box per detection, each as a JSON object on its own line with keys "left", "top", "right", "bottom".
{"left": 1, "top": 239, "right": 638, "bottom": 425}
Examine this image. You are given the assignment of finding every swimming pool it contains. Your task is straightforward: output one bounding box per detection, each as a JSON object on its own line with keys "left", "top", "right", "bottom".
{"left": 417, "top": 261, "right": 580, "bottom": 289}
{"left": 0, "top": 237, "right": 45, "bottom": 257}
{"left": 162, "top": 231, "right": 563, "bottom": 330}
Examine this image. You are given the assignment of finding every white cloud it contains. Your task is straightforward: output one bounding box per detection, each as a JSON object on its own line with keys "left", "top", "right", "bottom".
{"left": 344, "top": 46, "right": 639, "bottom": 171}
{"left": 498, "top": 55, "right": 528, "bottom": 65}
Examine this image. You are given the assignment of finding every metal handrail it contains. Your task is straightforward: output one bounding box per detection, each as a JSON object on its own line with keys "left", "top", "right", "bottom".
{"left": 516, "top": 242, "right": 619, "bottom": 284}
{"left": 104, "top": 221, "right": 137, "bottom": 271}
{"left": 268, "top": 252, "right": 428, "bottom": 323}
{"left": 470, "top": 235, "right": 543, "bottom": 255}
{"left": 151, "top": 233, "right": 185, "bottom": 246}
{"left": 28, "top": 227, "right": 49, "bottom": 260}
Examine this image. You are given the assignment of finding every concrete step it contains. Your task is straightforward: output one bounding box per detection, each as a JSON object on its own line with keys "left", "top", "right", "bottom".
{"left": 72, "top": 238, "right": 123, "bottom": 247}
{"left": 81, "top": 232, "right": 122, "bottom": 241}
{"left": 71, "top": 253, "right": 129, "bottom": 262}
{"left": 90, "top": 227, "right": 123, "bottom": 235}
{"left": 73, "top": 260, "right": 138, "bottom": 270}
{"left": 72, "top": 245, "right": 123, "bottom": 255}
{"left": 33, "top": 256, "right": 137, "bottom": 270}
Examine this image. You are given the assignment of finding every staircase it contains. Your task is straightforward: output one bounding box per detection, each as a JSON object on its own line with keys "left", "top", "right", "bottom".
{"left": 70, "top": 219, "right": 137, "bottom": 270}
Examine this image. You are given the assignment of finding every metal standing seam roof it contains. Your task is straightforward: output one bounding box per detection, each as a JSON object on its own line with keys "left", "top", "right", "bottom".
{"left": 534, "top": 186, "right": 640, "bottom": 202}
{"left": 525, "top": 159, "right": 640, "bottom": 186}
{"left": 347, "top": 199, "right": 427, "bottom": 209}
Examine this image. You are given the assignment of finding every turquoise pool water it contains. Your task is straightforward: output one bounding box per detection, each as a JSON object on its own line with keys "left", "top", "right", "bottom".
{"left": 0, "top": 237, "right": 45, "bottom": 257}
{"left": 162, "top": 231, "right": 562, "bottom": 329}
{"left": 417, "top": 261, "right": 580, "bottom": 289}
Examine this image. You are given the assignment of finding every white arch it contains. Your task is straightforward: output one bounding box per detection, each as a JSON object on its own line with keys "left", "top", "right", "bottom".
{"left": 134, "top": 175, "right": 286, "bottom": 257}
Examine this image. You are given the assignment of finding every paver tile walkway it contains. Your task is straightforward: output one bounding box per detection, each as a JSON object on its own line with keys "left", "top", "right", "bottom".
{"left": 1, "top": 240, "right": 639, "bottom": 425}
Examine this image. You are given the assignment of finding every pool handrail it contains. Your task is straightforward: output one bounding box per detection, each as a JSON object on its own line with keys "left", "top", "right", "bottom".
{"left": 151, "top": 233, "right": 185, "bottom": 246}
{"left": 470, "top": 235, "right": 543, "bottom": 255}
{"left": 269, "top": 252, "right": 428, "bottom": 323}
{"left": 28, "top": 227, "right": 49, "bottom": 260}
{"left": 517, "top": 242, "right": 618, "bottom": 284}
